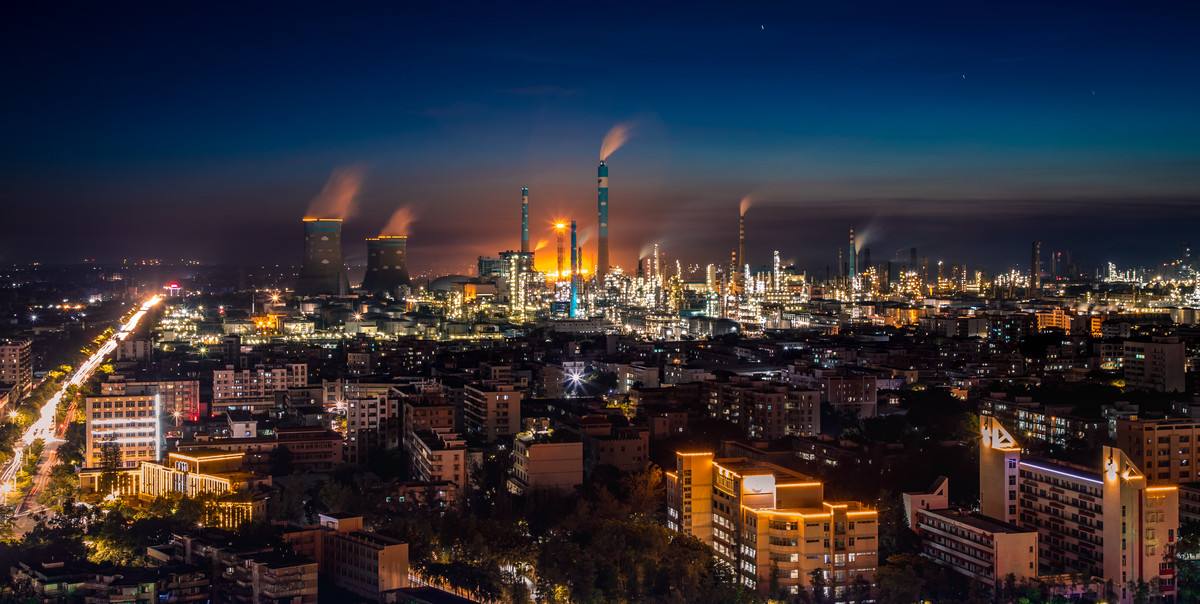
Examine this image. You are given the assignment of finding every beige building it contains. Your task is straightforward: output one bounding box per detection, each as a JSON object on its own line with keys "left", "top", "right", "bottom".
{"left": 902, "top": 475, "right": 948, "bottom": 529}
{"left": 212, "top": 364, "right": 307, "bottom": 401}
{"left": 0, "top": 339, "right": 33, "bottom": 398}
{"left": 981, "top": 416, "right": 1179, "bottom": 602}
{"left": 508, "top": 420, "right": 583, "bottom": 495}
{"left": 102, "top": 376, "right": 201, "bottom": 423}
{"left": 1123, "top": 337, "right": 1186, "bottom": 393}
{"left": 85, "top": 389, "right": 161, "bottom": 468}
{"left": 1116, "top": 416, "right": 1200, "bottom": 484}
{"left": 411, "top": 429, "right": 468, "bottom": 492}
{"left": 665, "top": 451, "right": 878, "bottom": 600}
{"left": 916, "top": 507, "right": 1038, "bottom": 586}
{"left": 463, "top": 382, "right": 522, "bottom": 442}
{"left": 284, "top": 514, "right": 409, "bottom": 602}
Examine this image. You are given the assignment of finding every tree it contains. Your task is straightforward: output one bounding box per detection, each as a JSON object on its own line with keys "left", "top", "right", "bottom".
{"left": 98, "top": 440, "right": 123, "bottom": 495}
{"left": 269, "top": 445, "right": 294, "bottom": 476}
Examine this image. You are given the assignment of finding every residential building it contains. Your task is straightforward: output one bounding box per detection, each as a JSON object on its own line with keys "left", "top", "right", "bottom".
{"left": 980, "top": 416, "right": 1179, "bottom": 601}
{"left": 916, "top": 507, "right": 1038, "bottom": 587}
{"left": 821, "top": 374, "right": 877, "bottom": 419}
{"left": 102, "top": 376, "right": 202, "bottom": 423}
{"left": 902, "top": 476, "right": 949, "bottom": 529}
{"left": 463, "top": 382, "right": 522, "bottom": 442}
{"left": 980, "top": 395, "right": 1107, "bottom": 447}
{"left": 578, "top": 415, "right": 649, "bottom": 474}
{"left": 1116, "top": 416, "right": 1200, "bottom": 484}
{"left": 411, "top": 430, "right": 468, "bottom": 492}
{"left": 212, "top": 364, "right": 307, "bottom": 401}
{"left": 0, "top": 339, "right": 32, "bottom": 398}
{"left": 508, "top": 419, "right": 583, "bottom": 495}
{"left": 665, "top": 451, "right": 878, "bottom": 600}
{"left": 1123, "top": 337, "right": 1186, "bottom": 393}
{"left": 283, "top": 514, "right": 409, "bottom": 602}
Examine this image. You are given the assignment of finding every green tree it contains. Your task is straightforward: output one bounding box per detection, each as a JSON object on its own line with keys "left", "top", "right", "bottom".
{"left": 98, "top": 440, "right": 123, "bottom": 495}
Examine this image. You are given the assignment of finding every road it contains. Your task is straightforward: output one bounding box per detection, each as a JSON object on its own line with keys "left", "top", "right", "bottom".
{"left": 1, "top": 295, "right": 162, "bottom": 525}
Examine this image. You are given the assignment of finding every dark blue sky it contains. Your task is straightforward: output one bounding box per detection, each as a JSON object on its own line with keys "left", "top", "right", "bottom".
{"left": 2, "top": 1, "right": 1199, "bottom": 274}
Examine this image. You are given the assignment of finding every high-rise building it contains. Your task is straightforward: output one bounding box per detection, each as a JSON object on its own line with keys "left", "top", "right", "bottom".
{"left": 362, "top": 235, "right": 410, "bottom": 295}
{"left": 101, "top": 377, "right": 202, "bottom": 423}
{"left": 1116, "top": 416, "right": 1200, "bottom": 484}
{"left": 0, "top": 339, "right": 33, "bottom": 399}
{"left": 283, "top": 514, "right": 409, "bottom": 601}
{"left": 85, "top": 388, "right": 162, "bottom": 469}
{"left": 1123, "top": 337, "right": 1186, "bottom": 393}
{"left": 463, "top": 382, "right": 522, "bottom": 442}
{"left": 296, "top": 218, "right": 349, "bottom": 296}
{"left": 665, "top": 451, "right": 878, "bottom": 599}
{"left": 980, "top": 417, "right": 1178, "bottom": 601}
{"left": 213, "top": 364, "right": 307, "bottom": 401}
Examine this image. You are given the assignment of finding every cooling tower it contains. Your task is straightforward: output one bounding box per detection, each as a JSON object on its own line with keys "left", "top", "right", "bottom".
{"left": 296, "top": 218, "right": 349, "bottom": 296}
{"left": 362, "top": 235, "right": 410, "bottom": 295}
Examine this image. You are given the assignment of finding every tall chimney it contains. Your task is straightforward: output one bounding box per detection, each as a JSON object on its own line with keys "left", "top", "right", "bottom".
{"left": 596, "top": 161, "right": 609, "bottom": 280}
{"left": 848, "top": 228, "right": 857, "bottom": 277}
{"left": 570, "top": 220, "right": 579, "bottom": 318}
{"left": 521, "top": 186, "right": 530, "bottom": 253}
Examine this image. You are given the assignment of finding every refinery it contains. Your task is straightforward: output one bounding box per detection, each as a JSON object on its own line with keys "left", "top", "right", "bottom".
{"left": 228, "top": 142, "right": 1200, "bottom": 347}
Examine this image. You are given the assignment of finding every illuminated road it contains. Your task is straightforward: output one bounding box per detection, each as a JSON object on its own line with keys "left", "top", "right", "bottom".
{"left": 1, "top": 295, "right": 161, "bottom": 513}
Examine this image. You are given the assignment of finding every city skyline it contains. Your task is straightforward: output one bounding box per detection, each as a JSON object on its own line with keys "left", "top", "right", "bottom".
{"left": 3, "top": 2, "right": 1200, "bottom": 272}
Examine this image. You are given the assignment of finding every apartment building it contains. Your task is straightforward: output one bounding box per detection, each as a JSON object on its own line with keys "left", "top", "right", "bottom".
{"left": 212, "top": 364, "right": 307, "bottom": 401}
{"left": 821, "top": 375, "right": 877, "bottom": 419}
{"left": 1116, "top": 416, "right": 1200, "bottom": 484}
{"left": 704, "top": 378, "right": 821, "bottom": 440}
{"left": 508, "top": 419, "right": 583, "bottom": 495}
{"left": 980, "top": 416, "right": 1178, "bottom": 602}
{"left": 283, "top": 514, "right": 409, "bottom": 602}
{"left": 411, "top": 429, "right": 468, "bottom": 492}
{"left": 915, "top": 507, "right": 1038, "bottom": 587}
{"left": 463, "top": 382, "right": 522, "bottom": 442}
{"left": 578, "top": 415, "right": 650, "bottom": 474}
{"left": 0, "top": 339, "right": 33, "bottom": 398}
{"left": 102, "top": 376, "right": 202, "bottom": 423}
{"left": 980, "top": 395, "right": 1107, "bottom": 447}
{"left": 665, "top": 451, "right": 878, "bottom": 600}
{"left": 1123, "top": 337, "right": 1186, "bottom": 393}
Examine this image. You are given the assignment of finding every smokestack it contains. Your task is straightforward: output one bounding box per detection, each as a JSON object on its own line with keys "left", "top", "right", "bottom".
{"left": 570, "top": 220, "right": 579, "bottom": 318}
{"left": 521, "top": 186, "right": 530, "bottom": 254}
{"left": 297, "top": 218, "right": 349, "bottom": 296}
{"left": 1031, "top": 240, "right": 1042, "bottom": 291}
{"left": 738, "top": 209, "right": 746, "bottom": 272}
{"left": 848, "top": 228, "right": 857, "bottom": 277}
{"left": 597, "top": 161, "right": 609, "bottom": 280}
{"left": 555, "top": 223, "right": 566, "bottom": 282}
{"left": 362, "top": 236, "right": 410, "bottom": 295}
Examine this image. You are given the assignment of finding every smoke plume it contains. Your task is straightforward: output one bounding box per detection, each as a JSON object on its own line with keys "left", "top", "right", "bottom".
{"left": 381, "top": 206, "right": 417, "bottom": 236}
{"left": 600, "top": 122, "right": 634, "bottom": 161}
{"left": 306, "top": 166, "right": 366, "bottom": 219}
{"left": 739, "top": 195, "right": 753, "bottom": 217}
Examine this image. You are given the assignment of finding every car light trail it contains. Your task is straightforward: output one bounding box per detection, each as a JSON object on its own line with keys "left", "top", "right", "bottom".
{"left": 0, "top": 295, "right": 162, "bottom": 491}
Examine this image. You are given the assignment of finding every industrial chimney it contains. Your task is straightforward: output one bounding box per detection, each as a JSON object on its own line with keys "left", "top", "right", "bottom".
{"left": 596, "top": 161, "right": 609, "bottom": 280}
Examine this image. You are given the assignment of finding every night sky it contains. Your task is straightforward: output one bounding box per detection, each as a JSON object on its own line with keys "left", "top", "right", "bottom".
{"left": 3, "top": 2, "right": 1199, "bottom": 275}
